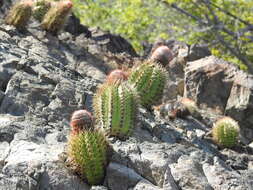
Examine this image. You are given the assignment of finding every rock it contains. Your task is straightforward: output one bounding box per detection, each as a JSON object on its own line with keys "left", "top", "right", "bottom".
{"left": 170, "top": 155, "right": 212, "bottom": 190}
{"left": 187, "top": 44, "right": 211, "bottom": 62}
{"left": 91, "top": 186, "right": 108, "bottom": 190}
{"left": 202, "top": 157, "right": 250, "bottom": 190}
{"left": 184, "top": 56, "right": 238, "bottom": 113}
{"left": 225, "top": 71, "right": 253, "bottom": 144}
{"left": 0, "top": 90, "right": 4, "bottom": 105}
{"left": 133, "top": 180, "right": 163, "bottom": 190}
{"left": 105, "top": 162, "right": 144, "bottom": 190}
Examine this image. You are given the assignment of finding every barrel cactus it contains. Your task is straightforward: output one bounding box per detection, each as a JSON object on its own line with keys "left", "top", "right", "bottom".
{"left": 68, "top": 130, "right": 108, "bottom": 185}
{"left": 93, "top": 82, "right": 139, "bottom": 139}
{"left": 128, "top": 60, "right": 167, "bottom": 107}
{"left": 5, "top": 0, "right": 33, "bottom": 29}
{"left": 70, "top": 110, "right": 94, "bottom": 135}
{"left": 212, "top": 117, "right": 240, "bottom": 148}
{"left": 41, "top": 0, "right": 72, "bottom": 34}
{"left": 32, "top": 0, "right": 51, "bottom": 21}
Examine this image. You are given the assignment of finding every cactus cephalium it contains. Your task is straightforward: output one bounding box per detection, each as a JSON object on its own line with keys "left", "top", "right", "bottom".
{"left": 106, "top": 69, "right": 128, "bottom": 84}
{"left": 41, "top": 0, "right": 72, "bottom": 34}
{"left": 32, "top": 0, "right": 51, "bottom": 22}
{"left": 68, "top": 130, "right": 108, "bottom": 185}
{"left": 70, "top": 110, "right": 94, "bottom": 135}
{"left": 212, "top": 117, "right": 240, "bottom": 148}
{"left": 5, "top": 0, "right": 33, "bottom": 29}
{"left": 129, "top": 60, "right": 167, "bottom": 107}
{"left": 93, "top": 82, "right": 138, "bottom": 139}
{"left": 150, "top": 45, "right": 173, "bottom": 66}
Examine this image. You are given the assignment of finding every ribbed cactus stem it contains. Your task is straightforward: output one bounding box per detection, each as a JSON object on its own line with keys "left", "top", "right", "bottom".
{"left": 212, "top": 117, "right": 240, "bottom": 148}
{"left": 5, "top": 0, "right": 33, "bottom": 29}
{"left": 32, "top": 0, "right": 51, "bottom": 22}
{"left": 129, "top": 60, "right": 167, "bottom": 107}
{"left": 41, "top": 0, "right": 72, "bottom": 34}
{"left": 93, "top": 82, "right": 138, "bottom": 139}
{"left": 70, "top": 110, "right": 94, "bottom": 135}
{"left": 106, "top": 69, "right": 128, "bottom": 84}
{"left": 150, "top": 45, "right": 173, "bottom": 66}
{"left": 68, "top": 130, "right": 108, "bottom": 185}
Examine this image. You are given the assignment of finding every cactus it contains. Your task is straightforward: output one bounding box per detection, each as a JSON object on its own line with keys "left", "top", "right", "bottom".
{"left": 32, "top": 0, "right": 51, "bottom": 22}
{"left": 93, "top": 82, "right": 138, "bottom": 139}
{"left": 106, "top": 69, "right": 128, "bottom": 84}
{"left": 5, "top": 0, "right": 33, "bottom": 29}
{"left": 70, "top": 110, "right": 94, "bottom": 135}
{"left": 41, "top": 0, "right": 72, "bottom": 34}
{"left": 180, "top": 98, "right": 198, "bottom": 115}
{"left": 129, "top": 60, "right": 167, "bottom": 107}
{"left": 150, "top": 45, "right": 173, "bottom": 66}
{"left": 68, "top": 130, "right": 108, "bottom": 185}
{"left": 212, "top": 117, "right": 240, "bottom": 148}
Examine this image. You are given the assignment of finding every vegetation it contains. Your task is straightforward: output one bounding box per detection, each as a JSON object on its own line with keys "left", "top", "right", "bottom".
{"left": 72, "top": 0, "right": 253, "bottom": 72}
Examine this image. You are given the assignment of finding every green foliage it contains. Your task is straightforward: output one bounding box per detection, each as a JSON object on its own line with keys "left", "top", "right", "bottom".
{"left": 41, "top": 0, "right": 72, "bottom": 34}
{"left": 68, "top": 130, "right": 108, "bottom": 185}
{"left": 212, "top": 117, "right": 240, "bottom": 148}
{"left": 32, "top": 0, "right": 51, "bottom": 22}
{"left": 129, "top": 60, "right": 167, "bottom": 107}
{"left": 73, "top": 0, "right": 253, "bottom": 71}
{"left": 93, "top": 82, "right": 138, "bottom": 139}
{"left": 5, "top": 0, "right": 33, "bottom": 29}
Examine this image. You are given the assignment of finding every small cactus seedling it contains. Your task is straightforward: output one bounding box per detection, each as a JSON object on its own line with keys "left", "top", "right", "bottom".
{"left": 212, "top": 117, "right": 240, "bottom": 148}
{"left": 70, "top": 110, "right": 94, "bottom": 135}
{"left": 5, "top": 0, "right": 33, "bottom": 29}
{"left": 32, "top": 0, "right": 51, "bottom": 22}
{"left": 93, "top": 82, "right": 139, "bottom": 139}
{"left": 150, "top": 45, "right": 173, "bottom": 66}
{"left": 106, "top": 69, "right": 128, "bottom": 84}
{"left": 68, "top": 130, "right": 108, "bottom": 185}
{"left": 180, "top": 98, "right": 198, "bottom": 115}
{"left": 41, "top": 0, "right": 72, "bottom": 34}
{"left": 129, "top": 60, "right": 167, "bottom": 107}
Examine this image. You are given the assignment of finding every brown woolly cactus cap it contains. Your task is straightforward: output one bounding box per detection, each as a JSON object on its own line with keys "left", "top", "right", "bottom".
{"left": 70, "top": 110, "right": 93, "bottom": 134}
{"left": 106, "top": 69, "right": 128, "bottom": 84}
{"left": 59, "top": 0, "right": 73, "bottom": 9}
{"left": 150, "top": 45, "right": 173, "bottom": 66}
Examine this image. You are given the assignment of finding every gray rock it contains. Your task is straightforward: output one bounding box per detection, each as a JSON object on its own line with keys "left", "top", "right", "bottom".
{"left": 133, "top": 180, "right": 163, "bottom": 190}
{"left": 105, "top": 162, "right": 144, "bottom": 190}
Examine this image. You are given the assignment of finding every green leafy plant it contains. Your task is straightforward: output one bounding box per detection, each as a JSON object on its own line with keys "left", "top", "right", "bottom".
{"left": 93, "top": 82, "right": 139, "bottom": 139}
{"left": 212, "top": 117, "right": 240, "bottom": 148}
{"left": 68, "top": 130, "right": 108, "bottom": 185}
{"left": 41, "top": 0, "right": 72, "bottom": 34}
{"left": 32, "top": 0, "right": 51, "bottom": 22}
{"left": 129, "top": 60, "right": 167, "bottom": 107}
{"left": 70, "top": 109, "right": 94, "bottom": 135}
{"left": 5, "top": 0, "right": 33, "bottom": 29}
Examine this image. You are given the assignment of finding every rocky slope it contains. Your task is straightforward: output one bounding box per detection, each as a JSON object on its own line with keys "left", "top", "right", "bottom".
{"left": 0, "top": 1, "right": 253, "bottom": 190}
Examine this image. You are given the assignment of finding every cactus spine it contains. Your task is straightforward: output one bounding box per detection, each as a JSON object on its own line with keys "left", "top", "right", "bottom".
{"left": 41, "top": 0, "right": 72, "bottom": 34}
{"left": 70, "top": 110, "right": 94, "bottom": 135}
{"left": 129, "top": 60, "right": 167, "bottom": 107}
{"left": 68, "top": 130, "right": 108, "bottom": 185}
{"left": 212, "top": 117, "right": 240, "bottom": 148}
{"left": 5, "top": 0, "right": 33, "bottom": 29}
{"left": 32, "top": 0, "right": 51, "bottom": 22}
{"left": 93, "top": 83, "right": 138, "bottom": 139}
{"left": 106, "top": 69, "right": 128, "bottom": 84}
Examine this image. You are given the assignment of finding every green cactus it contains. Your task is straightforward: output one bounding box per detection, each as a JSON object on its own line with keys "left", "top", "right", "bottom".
{"left": 5, "top": 0, "right": 33, "bottom": 29}
{"left": 212, "top": 117, "right": 240, "bottom": 148}
{"left": 129, "top": 60, "right": 167, "bottom": 107}
{"left": 93, "top": 82, "right": 139, "bottom": 139}
{"left": 68, "top": 130, "right": 108, "bottom": 185}
{"left": 32, "top": 0, "right": 51, "bottom": 22}
{"left": 41, "top": 0, "right": 72, "bottom": 34}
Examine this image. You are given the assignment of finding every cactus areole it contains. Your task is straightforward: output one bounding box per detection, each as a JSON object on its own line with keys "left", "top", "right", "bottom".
{"left": 70, "top": 110, "right": 93, "bottom": 134}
